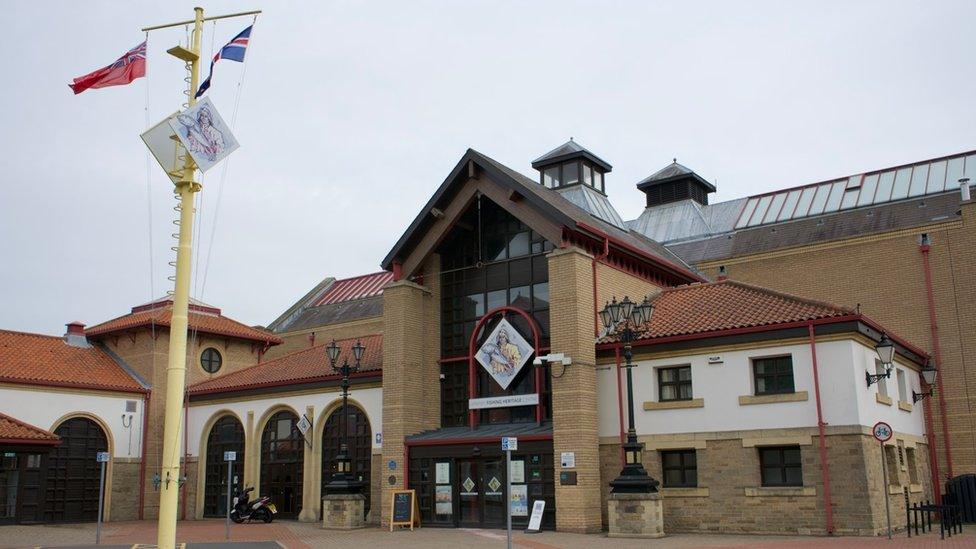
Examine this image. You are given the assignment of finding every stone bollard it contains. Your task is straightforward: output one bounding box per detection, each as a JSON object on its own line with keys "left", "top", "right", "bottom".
{"left": 322, "top": 493, "right": 366, "bottom": 530}
{"left": 607, "top": 492, "right": 665, "bottom": 538}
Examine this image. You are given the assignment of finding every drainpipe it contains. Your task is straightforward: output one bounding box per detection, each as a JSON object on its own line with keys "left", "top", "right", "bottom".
{"left": 807, "top": 323, "right": 834, "bottom": 534}
{"left": 920, "top": 240, "right": 954, "bottom": 481}
{"left": 138, "top": 392, "right": 151, "bottom": 520}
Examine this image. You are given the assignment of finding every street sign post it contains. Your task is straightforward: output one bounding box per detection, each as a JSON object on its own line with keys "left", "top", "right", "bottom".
{"left": 873, "top": 421, "right": 893, "bottom": 539}
{"left": 501, "top": 437, "right": 518, "bottom": 549}
{"left": 224, "top": 451, "right": 236, "bottom": 540}
{"left": 96, "top": 452, "right": 109, "bottom": 544}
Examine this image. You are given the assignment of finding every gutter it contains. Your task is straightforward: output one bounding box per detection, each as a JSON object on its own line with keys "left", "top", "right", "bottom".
{"left": 576, "top": 222, "right": 705, "bottom": 283}
{"left": 807, "top": 323, "right": 834, "bottom": 534}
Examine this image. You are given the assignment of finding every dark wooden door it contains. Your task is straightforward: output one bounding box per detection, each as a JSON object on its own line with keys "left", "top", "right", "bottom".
{"left": 44, "top": 418, "right": 107, "bottom": 522}
{"left": 203, "top": 416, "right": 245, "bottom": 517}
{"left": 321, "top": 404, "right": 372, "bottom": 517}
{"left": 260, "top": 411, "right": 303, "bottom": 518}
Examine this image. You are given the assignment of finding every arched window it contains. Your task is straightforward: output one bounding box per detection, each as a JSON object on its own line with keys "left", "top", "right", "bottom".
{"left": 321, "top": 404, "right": 372, "bottom": 517}
{"left": 203, "top": 415, "right": 244, "bottom": 517}
{"left": 260, "top": 410, "right": 303, "bottom": 518}
{"left": 44, "top": 417, "right": 108, "bottom": 522}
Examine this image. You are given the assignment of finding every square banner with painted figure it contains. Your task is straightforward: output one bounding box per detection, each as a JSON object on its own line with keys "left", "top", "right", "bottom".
{"left": 168, "top": 96, "right": 239, "bottom": 172}
{"left": 475, "top": 317, "right": 533, "bottom": 390}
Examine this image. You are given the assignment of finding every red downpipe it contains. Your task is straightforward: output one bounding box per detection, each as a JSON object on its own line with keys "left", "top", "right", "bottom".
{"left": 920, "top": 243, "right": 954, "bottom": 480}
{"left": 137, "top": 392, "right": 151, "bottom": 520}
{"left": 807, "top": 324, "right": 834, "bottom": 534}
{"left": 615, "top": 346, "right": 626, "bottom": 465}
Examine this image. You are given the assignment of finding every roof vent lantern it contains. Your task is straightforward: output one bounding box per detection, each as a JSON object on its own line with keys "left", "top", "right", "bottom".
{"left": 531, "top": 138, "right": 612, "bottom": 196}
{"left": 636, "top": 159, "right": 716, "bottom": 208}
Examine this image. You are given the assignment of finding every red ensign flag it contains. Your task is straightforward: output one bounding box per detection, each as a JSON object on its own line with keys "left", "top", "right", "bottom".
{"left": 70, "top": 41, "right": 146, "bottom": 95}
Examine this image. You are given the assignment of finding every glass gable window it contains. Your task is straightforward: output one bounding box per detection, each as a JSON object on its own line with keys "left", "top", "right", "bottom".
{"left": 753, "top": 356, "right": 795, "bottom": 395}
{"left": 439, "top": 198, "right": 553, "bottom": 427}
{"left": 562, "top": 161, "right": 580, "bottom": 186}
{"left": 542, "top": 166, "right": 560, "bottom": 188}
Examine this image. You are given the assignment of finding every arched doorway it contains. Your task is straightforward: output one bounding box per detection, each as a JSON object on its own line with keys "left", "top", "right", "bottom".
{"left": 43, "top": 417, "right": 108, "bottom": 522}
{"left": 203, "top": 415, "right": 245, "bottom": 517}
{"left": 260, "top": 410, "right": 303, "bottom": 519}
{"left": 321, "top": 404, "right": 372, "bottom": 517}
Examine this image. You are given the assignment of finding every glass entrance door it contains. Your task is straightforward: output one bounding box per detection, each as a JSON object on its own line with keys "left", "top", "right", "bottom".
{"left": 481, "top": 459, "right": 505, "bottom": 527}
{"left": 457, "top": 459, "right": 479, "bottom": 526}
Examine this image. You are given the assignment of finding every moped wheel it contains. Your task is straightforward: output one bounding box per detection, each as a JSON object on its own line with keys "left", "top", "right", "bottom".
{"left": 254, "top": 508, "right": 273, "bottom": 523}
{"left": 231, "top": 512, "right": 245, "bottom": 524}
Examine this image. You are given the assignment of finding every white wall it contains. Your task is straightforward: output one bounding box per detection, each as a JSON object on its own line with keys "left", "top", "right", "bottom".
{"left": 852, "top": 343, "right": 927, "bottom": 435}
{"left": 0, "top": 386, "right": 145, "bottom": 458}
{"left": 597, "top": 338, "right": 927, "bottom": 438}
{"left": 186, "top": 386, "right": 383, "bottom": 456}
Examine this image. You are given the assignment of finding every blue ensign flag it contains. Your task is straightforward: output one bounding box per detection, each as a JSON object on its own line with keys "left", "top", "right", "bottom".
{"left": 195, "top": 25, "right": 252, "bottom": 98}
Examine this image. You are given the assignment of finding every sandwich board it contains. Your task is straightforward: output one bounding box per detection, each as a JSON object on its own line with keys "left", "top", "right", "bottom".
{"left": 389, "top": 489, "right": 420, "bottom": 531}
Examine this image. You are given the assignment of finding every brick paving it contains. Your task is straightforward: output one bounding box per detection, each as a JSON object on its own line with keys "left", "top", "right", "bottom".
{"left": 0, "top": 520, "right": 973, "bottom": 549}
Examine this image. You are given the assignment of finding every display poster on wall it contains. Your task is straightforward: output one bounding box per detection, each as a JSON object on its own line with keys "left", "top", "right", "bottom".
{"left": 560, "top": 452, "right": 576, "bottom": 468}
{"left": 435, "top": 462, "right": 451, "bottom": 484}
{"left": 511, "top": 484, "right": 528, "bottom": 516}
{"left": 510, "top": 459, "right": 525, "bottom": 483}
{"left": 435, "top": 485, "right": 453, "bottom": 515}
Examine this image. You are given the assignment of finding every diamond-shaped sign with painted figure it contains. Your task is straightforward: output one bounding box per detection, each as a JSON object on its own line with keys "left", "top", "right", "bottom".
{"left": 488, "top": 477, "right": 501, "bottom": 492}
{"left": 462, "top": 477, "right": 475, "bottom": 493}
{"left": 167, "top": 97, "right": 239, "bottom": 173}
{"left": 475, "top": 318, "right": 533, "bottom": 390}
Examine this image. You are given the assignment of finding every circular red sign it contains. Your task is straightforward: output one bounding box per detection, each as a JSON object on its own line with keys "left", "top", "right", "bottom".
{"left": 872, "top": 421, "right": 893, "bottom": 443}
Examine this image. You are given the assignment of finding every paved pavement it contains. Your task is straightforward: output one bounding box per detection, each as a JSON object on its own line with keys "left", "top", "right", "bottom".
{"left": 0, "top": 520, "right": 972, "bottom": 549}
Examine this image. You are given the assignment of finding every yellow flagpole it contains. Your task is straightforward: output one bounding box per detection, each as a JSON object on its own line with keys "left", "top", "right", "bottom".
{"left": 156, "top": 7, "right": 203, "bottom": 549}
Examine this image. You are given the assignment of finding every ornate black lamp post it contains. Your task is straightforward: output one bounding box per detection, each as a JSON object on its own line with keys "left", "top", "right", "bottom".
{"left": 323, "top": 338, "right": 365, "bottom": 494}
{"left": 600, "top": 296, "right": 659, "bottom": 493}
{"left": 866, "top": 332, "right": 895, "bottom": 387}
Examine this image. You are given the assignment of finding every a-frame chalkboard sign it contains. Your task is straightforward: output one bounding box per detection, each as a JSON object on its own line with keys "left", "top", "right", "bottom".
{"left": 389, "top": 489, "right": 421, "bottom": 531}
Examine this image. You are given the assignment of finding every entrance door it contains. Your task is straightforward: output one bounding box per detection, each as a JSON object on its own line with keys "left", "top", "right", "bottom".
{"left": 0, "top": 453, "right": 18, "bottom": 524}
{"left": 44, "top": 418, "right": 107, "bottom": 522}
{"left": 456, "top": 458, "right": 506, "bottom": 527}
{"left": 457, "top": 459, "right": 480, "bottom": 526}
{"left": 203, "top": 416, "right": 245, "bottom": 517}
{"left": 260, "top": 411, "right": 304, "bottom": 519}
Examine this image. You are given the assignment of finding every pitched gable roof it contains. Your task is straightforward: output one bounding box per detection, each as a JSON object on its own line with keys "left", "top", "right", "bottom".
{"left": 381, "top": 149, "right": 703, "bottom": 284}
{"left": 598, "top": 280, "right": 852, "bottom": 344}
{"left": 86, "top": 299, "right": 281, "bottom": 345}
{"left": 188, "top": 334, "right": 381, "bottom": 396}
{"left": 0, "top": 329, "right": 146, "bottom": 393}
{"left": 0, "top": 412, "right": 60, "bottom": 445}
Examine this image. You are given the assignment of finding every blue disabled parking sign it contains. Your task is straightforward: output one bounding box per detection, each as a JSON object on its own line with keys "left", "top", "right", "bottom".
{"left": 501, "top": 437, "right": 518, "bottom": 451}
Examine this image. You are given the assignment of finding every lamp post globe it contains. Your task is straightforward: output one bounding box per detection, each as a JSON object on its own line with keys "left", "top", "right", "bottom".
{"left": 600, "top": 296, "right": 660, "bottom": 494}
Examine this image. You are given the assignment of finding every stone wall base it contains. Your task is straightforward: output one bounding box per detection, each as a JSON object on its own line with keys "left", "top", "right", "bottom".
{"left": 322, "top": 494, "right": 366, "bottom": 530}
{"left": 607, "top": 492, "right": 665, "bottom": 539}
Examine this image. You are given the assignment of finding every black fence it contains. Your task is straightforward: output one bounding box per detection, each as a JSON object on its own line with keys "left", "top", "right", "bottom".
{"left": 906, "top": 499, "right": 963, "bottom": 539}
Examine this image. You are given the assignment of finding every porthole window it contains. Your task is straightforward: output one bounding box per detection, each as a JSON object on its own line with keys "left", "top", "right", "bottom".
{"left": 201, "top": 347, "right": 223, "bottom": 373}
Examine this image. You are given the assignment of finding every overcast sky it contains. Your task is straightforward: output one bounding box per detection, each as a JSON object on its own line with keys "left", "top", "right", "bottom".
{"left": 2, "top": 1, "right": 973, "bottom": 335}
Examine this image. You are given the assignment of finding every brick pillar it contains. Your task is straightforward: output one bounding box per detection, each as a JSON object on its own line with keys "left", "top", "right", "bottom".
{"left": 380, "top": 257, "right": 440, "bottom": 527}
{"left": 547, "top": 247, "right": 602, "bottom": 533}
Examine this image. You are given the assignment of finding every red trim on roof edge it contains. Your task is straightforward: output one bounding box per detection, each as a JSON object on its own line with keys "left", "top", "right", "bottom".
{"left": 0, "top": 376, "right": 150, "bottom": 395}
{"left": 575, "top": 222, "right": 705, "bottom": 283}
{"left": 187, "top": 369, "right": 381, "bottom": 397}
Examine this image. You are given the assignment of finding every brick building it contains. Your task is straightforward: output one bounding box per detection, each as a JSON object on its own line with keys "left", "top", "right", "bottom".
{"left": 2, "top": 140, "right": 971, "bottom": 536}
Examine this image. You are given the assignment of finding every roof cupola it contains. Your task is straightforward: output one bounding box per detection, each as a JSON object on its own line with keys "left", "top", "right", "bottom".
{"left": 532, "top": 138, "right": 612, "bottom": 195}
{"left": 637, "top": 160, "right": 715, "bottom": 207}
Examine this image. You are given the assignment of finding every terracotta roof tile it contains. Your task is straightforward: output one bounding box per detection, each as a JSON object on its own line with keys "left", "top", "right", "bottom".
{"left": 86, "top": 303, "right": 281, "bottom": 345}
{"left": 0, "top": 330, "right": 145, "bottom": 393}
{"left": 188, "top": 334, "right": 381, "bottom": 395}
{"left": 598, "top": 280, "right": 852, "bottom": 344}
{"left": 0, "top": 412, "right": 60, "bottom": 444}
